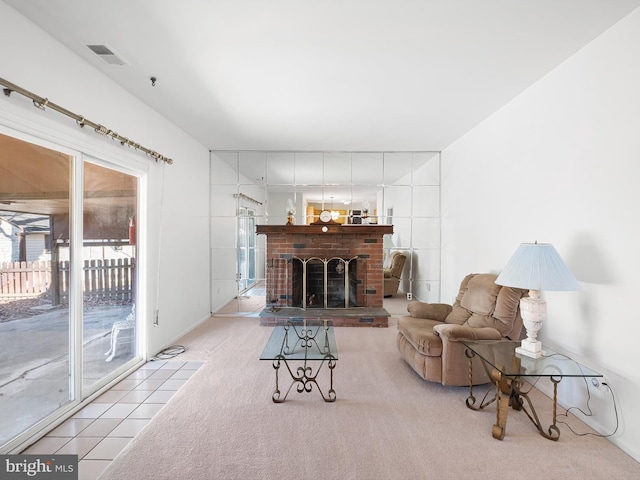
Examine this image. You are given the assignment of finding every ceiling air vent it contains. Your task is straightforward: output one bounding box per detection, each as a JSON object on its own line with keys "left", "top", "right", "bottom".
{"left": 86, "top": 44, "right": 128, "bottom": 66}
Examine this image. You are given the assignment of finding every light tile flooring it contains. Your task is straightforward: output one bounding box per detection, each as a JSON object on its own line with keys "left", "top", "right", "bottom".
{"left": 21, "top": 359, "right": 203, "bottom": 480}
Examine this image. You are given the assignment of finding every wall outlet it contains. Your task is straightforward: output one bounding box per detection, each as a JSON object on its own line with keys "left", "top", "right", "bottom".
{"left": 153, "top": 309, "right": 159, "bottom": 326}
{"left": 406, "top": 292, "right": 412, "bottom": 300}
{"left": 591, "top": 377, "right": 610, "bottom": 390}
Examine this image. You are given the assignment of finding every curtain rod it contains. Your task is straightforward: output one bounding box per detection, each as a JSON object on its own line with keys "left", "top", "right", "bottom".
{"left": 234, "top": 193, "right": 263, "bottom": 205}
{"left": 0, "top": 77, "right": 173, "bottom": 164}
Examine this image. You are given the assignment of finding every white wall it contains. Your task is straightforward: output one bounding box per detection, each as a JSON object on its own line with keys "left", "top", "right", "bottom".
{"left": 0, "top": 1, "right": 211, "bottom": 357}
{"left": 441, "top": 8, "right": 640, "bottom": 460}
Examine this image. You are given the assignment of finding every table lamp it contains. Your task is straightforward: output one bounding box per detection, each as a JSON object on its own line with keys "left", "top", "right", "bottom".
{"left": 495, "top": 242, "right": 580, "bottom": 358}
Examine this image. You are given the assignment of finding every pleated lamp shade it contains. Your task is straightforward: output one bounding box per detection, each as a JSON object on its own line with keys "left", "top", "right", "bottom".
{"left": 495, "top": 243, "right": 580, "bottom": 291}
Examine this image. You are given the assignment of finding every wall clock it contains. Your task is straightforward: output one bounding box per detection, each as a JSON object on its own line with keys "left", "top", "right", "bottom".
{"left": 319, "top": 210, "right": 332, "bottom": 222}
{"left": 312, "top": 209, "right": 339, "bottom": 225}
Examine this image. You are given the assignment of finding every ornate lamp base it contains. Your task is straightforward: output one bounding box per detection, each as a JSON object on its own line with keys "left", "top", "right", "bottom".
{"left": 517, "top": 291, "right": 547, "bottom": 359}
{"left": 516, "top": 341, "right": 545, "bottom": 359}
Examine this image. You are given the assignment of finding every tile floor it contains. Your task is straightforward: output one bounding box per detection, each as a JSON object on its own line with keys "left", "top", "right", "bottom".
{"left": 21, "top": 359, "right": 203, "bottom": 480}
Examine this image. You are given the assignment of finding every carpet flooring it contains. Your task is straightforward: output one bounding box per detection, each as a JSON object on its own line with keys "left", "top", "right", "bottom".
{"left": 99, "top": 301, "right": 640, "bottom": 480}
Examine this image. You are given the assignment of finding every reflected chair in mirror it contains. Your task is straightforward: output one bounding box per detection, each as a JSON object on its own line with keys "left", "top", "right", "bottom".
{"left": 383, "top": 252, "right": 407, "bottom": 297}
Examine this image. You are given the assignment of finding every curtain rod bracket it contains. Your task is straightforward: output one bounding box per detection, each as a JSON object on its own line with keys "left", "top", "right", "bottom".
{"left": 3, "top": 88, "right": 12, "bottom": 97}
{"left": 33, "top": 97, "right": 49, "bottom": 110}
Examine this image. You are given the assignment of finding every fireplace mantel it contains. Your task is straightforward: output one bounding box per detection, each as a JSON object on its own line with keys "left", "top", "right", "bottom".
{"left": 256, "top": 225, "right": 393, "bottom": 235}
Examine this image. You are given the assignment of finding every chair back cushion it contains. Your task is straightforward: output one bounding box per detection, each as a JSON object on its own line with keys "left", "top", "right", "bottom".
{"left": 444, "top": 273, "right": 527, "bottom": 339}
{"left": 385, "top": 252, "right": 406, "bottom": 279}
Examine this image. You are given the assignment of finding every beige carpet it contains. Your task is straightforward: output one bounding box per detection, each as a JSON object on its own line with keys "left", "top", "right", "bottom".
{"left": 100, "top": 306, "right": 640, "bottom": 480}
{"left": 214, "top": 294, "right": 268, "bottom": 316}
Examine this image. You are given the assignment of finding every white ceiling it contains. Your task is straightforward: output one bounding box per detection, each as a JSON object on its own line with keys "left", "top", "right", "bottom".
{"left": 5, "top": 0, "right": 640, "bottom": 152}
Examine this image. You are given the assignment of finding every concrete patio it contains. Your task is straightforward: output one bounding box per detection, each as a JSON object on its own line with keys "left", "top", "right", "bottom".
{"left": 0, "top": 303, "right": 134, "bottom": 446}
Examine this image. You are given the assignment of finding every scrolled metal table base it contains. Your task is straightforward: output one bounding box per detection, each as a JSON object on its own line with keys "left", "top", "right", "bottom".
{"left": 465, "top": 348, "right": 560, "bottom": 441}
{"left": 271, "top": 355, "right": 336, "bottom": 403}
{"left": 270, "top": 324, "right": 336, "bottom": 403}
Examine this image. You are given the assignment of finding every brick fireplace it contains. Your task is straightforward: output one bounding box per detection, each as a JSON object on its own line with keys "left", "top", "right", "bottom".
{"left": 256, "top": 224, "right": 393, "bottom": 327}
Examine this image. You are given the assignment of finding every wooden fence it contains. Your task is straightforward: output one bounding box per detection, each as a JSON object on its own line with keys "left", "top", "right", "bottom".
{"left": 0, "top": 259, "right": 135, "bottom": 303}
{"left": 0, "top": 260, "right": 51, "bottom": 299}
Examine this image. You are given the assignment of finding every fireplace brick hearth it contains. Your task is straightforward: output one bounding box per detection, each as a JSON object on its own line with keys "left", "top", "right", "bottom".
{"left": 257, "top": 224, "right": 393, "bottom": 327}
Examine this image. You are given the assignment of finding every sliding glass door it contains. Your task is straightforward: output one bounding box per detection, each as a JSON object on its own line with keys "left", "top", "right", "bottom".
{"left": 0, "top": 132, "right": 73, "bottom": 448}
{"left": 82, "top": 162, "right": 138, "bottom": 390}
{"left": 0, "top": 130, "right": 141, "bottom": 452}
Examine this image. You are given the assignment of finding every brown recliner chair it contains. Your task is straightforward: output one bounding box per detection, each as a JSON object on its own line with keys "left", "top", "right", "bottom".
{"left": 397, "top": 273, "right": 527, "bottom": 386}
{"left": 384, "top": 252, "right": 407, "bottom": 297}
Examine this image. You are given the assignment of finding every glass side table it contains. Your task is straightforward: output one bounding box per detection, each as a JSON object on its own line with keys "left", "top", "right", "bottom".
{"left": 461, "top": 340, "right": 602, "bottom": 441}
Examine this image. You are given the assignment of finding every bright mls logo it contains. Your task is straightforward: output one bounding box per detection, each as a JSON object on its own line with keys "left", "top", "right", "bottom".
{"left": 1, "top": 455, "right": 78, "bottom": 479}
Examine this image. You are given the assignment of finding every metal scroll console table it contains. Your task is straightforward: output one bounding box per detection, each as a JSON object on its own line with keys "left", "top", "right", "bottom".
{"left": 260, "top": 320, "right": 338, "bottom": 403}
{"left": 461, "top": 340, "right": 602, "bottom": 441}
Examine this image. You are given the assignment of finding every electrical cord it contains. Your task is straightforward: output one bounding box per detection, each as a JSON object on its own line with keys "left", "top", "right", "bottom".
{"left": 150, "top": 345, "right": 186, "bottom": 361}
{"left": 520, "top": 351, "right": 620, "bottom": 438}
{"left": 556, "top": 378, "right": 619, "bottom": 438}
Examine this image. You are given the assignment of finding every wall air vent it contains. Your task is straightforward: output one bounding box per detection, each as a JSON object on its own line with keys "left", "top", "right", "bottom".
{"left": 86, "top": 44, "right": 128, "bottom": 66}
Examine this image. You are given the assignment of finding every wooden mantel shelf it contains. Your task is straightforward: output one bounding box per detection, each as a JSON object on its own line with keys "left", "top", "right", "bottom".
{"left": 256, "top": 224, "right": 393, "bottom": 235}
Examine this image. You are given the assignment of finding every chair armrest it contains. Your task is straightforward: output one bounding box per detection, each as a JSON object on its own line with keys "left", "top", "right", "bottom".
{"left": 407, "top": 301, "right": 452, "bottom": 322}
{"left": 433, "top": 323, "right": 502, "bottom": 342}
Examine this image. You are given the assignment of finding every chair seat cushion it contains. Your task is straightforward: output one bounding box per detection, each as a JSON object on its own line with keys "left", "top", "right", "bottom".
{"left": 397, "top": 317, "right": 443, "bottom": 357}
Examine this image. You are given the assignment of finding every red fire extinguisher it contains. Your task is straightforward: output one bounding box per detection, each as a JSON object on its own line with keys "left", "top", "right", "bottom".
{"left": 129, "top": 216, "right": 136, "bottom": 245}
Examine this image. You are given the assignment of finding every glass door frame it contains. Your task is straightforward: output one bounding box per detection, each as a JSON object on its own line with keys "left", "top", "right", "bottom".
{"left": 0, "top": 124, "right": 146, "bottom": 454}
{"left": 237, "top": 206, "right": 257, "bottom": 295}
{"left": 79, "top": 156, "right": 146, "bottom": 399}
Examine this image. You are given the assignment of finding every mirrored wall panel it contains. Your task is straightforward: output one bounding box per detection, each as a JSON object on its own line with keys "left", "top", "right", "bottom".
{"left": 210, "top": 151, "right": 441, "bottom": 311}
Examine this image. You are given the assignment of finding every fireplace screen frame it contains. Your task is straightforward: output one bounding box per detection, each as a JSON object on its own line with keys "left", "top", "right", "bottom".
{"left": 291, "top": 256, "right": 359, "bottom": 309}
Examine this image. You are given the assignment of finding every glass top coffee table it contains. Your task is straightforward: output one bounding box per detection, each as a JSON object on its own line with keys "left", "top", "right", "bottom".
{"left": 461, "top": 340, "right": 602, "bottom": 441}
{"left": 260, "top": 320, "right": 338, "bottom": 403}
